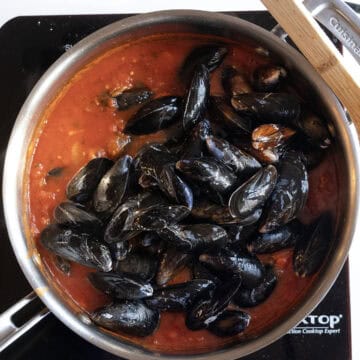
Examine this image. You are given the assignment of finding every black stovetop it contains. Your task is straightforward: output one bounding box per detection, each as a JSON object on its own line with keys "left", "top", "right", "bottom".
{"left": 0, "top": 12, "right": 351, "bottom": 360}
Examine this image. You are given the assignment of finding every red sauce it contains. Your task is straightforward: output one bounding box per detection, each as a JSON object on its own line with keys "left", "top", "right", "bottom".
{"left": 26, "top": 34, "right": 339, "bottom": 354}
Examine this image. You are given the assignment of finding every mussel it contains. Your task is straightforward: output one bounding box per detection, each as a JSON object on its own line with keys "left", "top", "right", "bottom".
{"left": 124, "top": 96, "right": 182, "bottom": 135}
{"left": 66, "top": 158, "right": 114, "bottom": 203}
{"left": 252, "top": 65, "right": 287, "bottom": 92}
{"left": 293, "top": 213, "right": 332, "bottom": 277}
{"left": 156, "top": 247, "right": 191, "bottom": 286}
{"left": 229, "top": 165, "right": 277, "bottom": 220}
{"left": 146, "top": 279, "right": 215, "bottom": 311}
{"left": 233, "top": 265, "right": 277, "bottom": 307}
{"left": 231, "top": 93, "right": 301, "bottom": 124}
{"left": 222, "top": 66, "right": 252, "bottom": 96}
{"left": 182, "top": 64, "right": 210, "bottom": 131}
{"left": 180, "top": 44, "right": 227, "bottom": 83}
{"left": 53, "top": 201, "right": 102, "bottom": 230}
{"left": 112, "top": 86, "right": 153, "bottom": 110}
{"left": 206, "top": 136, "right": 261, "bottom": 176}
{"left": 208, "top": 310, "right": 251, "bottom": 337}
{"left": 260, "top": 152, "right": 308, "bottom": 233}
{"left": 40, "top": 224, "right": 112, "bottom": 271}
{"left": 89, "top": 272, "right": 153, "bottom": 300}
{"left": 185, "top": 278, "right": 241, "bottom": 330}
{"left": 199, "top": 248, "right": 264, "bottom": 289}
{"left": 159, "top": 223, "right": 228, "bottom": 251}
{"left": 92, "top": 301, "right": 159, "bottom": 336}
{"left": 93, "top": 155, "right": 133, "bottom": 216}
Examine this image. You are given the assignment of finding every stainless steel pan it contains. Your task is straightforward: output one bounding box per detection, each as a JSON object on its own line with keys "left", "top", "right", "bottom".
{"left": 2, "top": 9, "right": 360, "bottom": 359}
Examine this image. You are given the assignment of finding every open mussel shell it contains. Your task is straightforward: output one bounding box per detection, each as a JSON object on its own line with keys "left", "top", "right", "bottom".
{"left": 159, "top": 223, "right": 228, "bottom": 252}
{"left": 293, "top": 213, "right": 332, "bottom": 277}
{"left": 53, "top": 201, "right": 102, "bottom": 230}
{"left": 229, "top": 165, "right": 277, "bottom": 219}
{"left": 93, "top": 155, "right": 132, "bottom": 216}
{"left": 124, "top": 96, "right": 182, "bottom": 135}
{"left": 231, "top": 92, "right": 301, "bottom": 124}
{"left": 40, "top": 224, "right": 112, "bottom": 271}
{"left": 146, "top": 279, "right": 215, "bottom": 311}
{"left": 199, "top": 248, "right": 265, "bottom": 289}
{"left": 260, "top": 151, "right": 308, "bottom": 233}
{"left": 192, "top": 262, "right": 220, "bottom": 285}
{"left": 112, "top": 86, "right": 153, "bottom": 110}
{"left": 92, "top": 301, "right": 160, "bottom": 337}
{"left": 156, "top": 247, "right": 191, "bottom": 286}
{"left": 252, "top": 65, "right": 287, "bottom": 92}
{"left": 180, "top": 44, "right": 227, "bottom": 83}
{"left": 114, "top": 250, "right": 158, "bottom": 282}
{"left": 66, "top": 158, "right": 114, "bottom": 203}
{"left": 88, "top": 271, "right": 153, "bottom": 300}
{"left": 206, "top": 135, "right": 261, "bottom": 176}
{"left": 208, "top": 310, "right": 251, "bottom": 337}
{"left": 185, "top": 278, "right": 241, "bottom": 330}
{"left": 182, "top": 64, "right": 210, "bottom": 131}
{"left": 233, "top": 265, "right": 277, "bottom": 307}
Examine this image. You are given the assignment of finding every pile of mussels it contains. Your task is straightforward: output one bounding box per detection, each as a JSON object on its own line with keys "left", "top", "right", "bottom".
{"left": 40, "top": 44, "right": 334, "bottom": 338}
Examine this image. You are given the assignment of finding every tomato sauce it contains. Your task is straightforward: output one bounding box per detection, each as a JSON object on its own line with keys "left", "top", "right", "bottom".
{"left": 26, "top": 34, "right": 339, "bottom": 354}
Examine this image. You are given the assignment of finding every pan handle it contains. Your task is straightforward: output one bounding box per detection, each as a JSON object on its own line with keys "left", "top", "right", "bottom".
{"left": 303, "top": 0, "right": 360, "bottom": 64}
{"left": 0, "top": 292, "right": 50, "bottom": 352}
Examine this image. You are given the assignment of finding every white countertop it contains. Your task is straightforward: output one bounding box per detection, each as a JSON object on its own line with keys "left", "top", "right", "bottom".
{"left": 1, "top": 0, "right": 359, "bottom": 358}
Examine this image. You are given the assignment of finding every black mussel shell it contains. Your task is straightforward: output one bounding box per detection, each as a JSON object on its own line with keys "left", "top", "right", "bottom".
{"left": 191, "top": 201, "right": 238, "bottom": 224}
{"left": 291, "top": 109, "right": 332, "bottom": 149}
{"left": 185, "top": 278, "right": 241, "bottom": 330}
{"left": 248, "top": 224, "right": 297, "bottom": 254}
{"left": 157, "top": 164, "right": 193, "bottom": 209}
{"left": 53, "top": 201, "right": 102, "bottom": 230}
{"left": 115, "top": 250, "right": 158, "bottom": 282}
{"left": 210, "top": 96, "right": 252, "bottom": 134}
{"left": 293, "top": 213, "right": 332, "bottom": 277}
{"left": 208, "top": 310, "right": 251, "bottom": 337}
{"left": 192, "top": 262, "right": 220, "bottom": 284}
{"left": 109, "top": 240, "right": 131, "bottom": 262}
{"left": 260, "top": 152, "right": 308, "bottom": 233}
{"left": 229, "top": 165, "right": 277, "bottom": 219}
{"left": 66, "top": 158, "right": 114, "bottom": 203}
{"left": 180, "top": 119, "right": 212, "bottom": 159}
{"left": 180, "top": 45, "right": 227, "bottom": 83}
{"left": 88, "top": 271, "right": 153, "bottom": 300}
{"left": 206, "top": 136, "right": 261, "bottom": 176}
{"left": 159, "top": 223, "right": 228, "bottom": 252}
{"left": 156, "top": 247, "right": 191, "bottom": 286}
{"left": 124, "top": 96, "right": 181, "bottom": 135}
{"left": 135, "top": 143, "right": 176, "bottom": 179}
{"left": 138, "top": 173, "right": 158, "bottom": 189}
{"left": 233, "top": 265, "right": 277, "bottom": 307}
{"left": 113, "top": 87, "right": 153, "bottom": 110}
{"left": 93, "top": 155, "right": 132, "bottom": 216}
{"left": 131, "top": 204, "right": 190, "bottom": 231}
{"left": 146, "top": 279, "right": 215, "bottom": 311}
{"left": 199, "top": 248, "right": 264, "bottom": 289}
{"left": 40, "top": 224, "right": 112, "bottom": 271}
{"left": 182, "top": 64, "right": 210, "bottom": 131}
{"left": 92, "top": 301, "right": 159, "bottom": 337}
{"left": 222, "top": 66, "right": 252, "bottom": 97}
{"left": 252, "top": 65, "right": 287, "bottom": 92}
{"left": 176, "top": 157, "right": 237, "bottom": 194}
{"left": 231, "top": 93, "right": 301, "bottom": 124}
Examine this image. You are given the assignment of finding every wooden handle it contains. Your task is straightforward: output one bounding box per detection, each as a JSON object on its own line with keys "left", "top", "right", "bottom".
{"left": 262, "top": 0, "right": 360, "bottom": 133}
